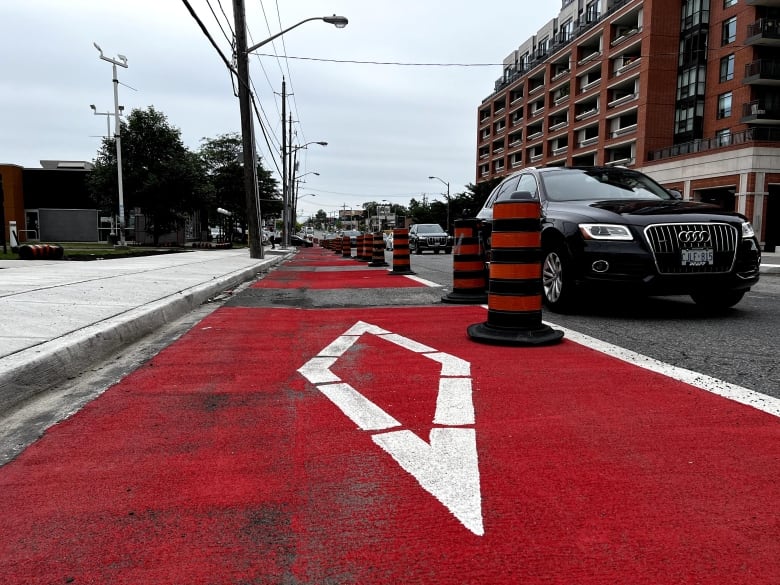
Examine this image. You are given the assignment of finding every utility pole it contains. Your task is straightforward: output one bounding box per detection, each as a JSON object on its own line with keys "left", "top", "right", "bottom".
{"left": 287, "top": 113, "right": 294, "bottom": 246}
{"left": 232, "top": 0, "right": 263, "bottom": 258}
{"left": 281, "top": 79, "right": 287, "bottom": 249}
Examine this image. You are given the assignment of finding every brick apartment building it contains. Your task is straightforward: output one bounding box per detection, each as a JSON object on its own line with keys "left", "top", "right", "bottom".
{"left": 476, "top": 0, "right": 780, "bottom": 250}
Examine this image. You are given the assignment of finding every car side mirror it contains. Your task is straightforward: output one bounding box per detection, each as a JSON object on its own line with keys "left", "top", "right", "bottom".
{"left": 668, "top": 188, "right": 682, "bottom": 200}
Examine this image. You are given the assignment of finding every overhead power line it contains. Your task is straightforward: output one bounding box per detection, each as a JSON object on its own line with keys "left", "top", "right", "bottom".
{"left": 253, "top": 53, "right": 503, "bottom": 67}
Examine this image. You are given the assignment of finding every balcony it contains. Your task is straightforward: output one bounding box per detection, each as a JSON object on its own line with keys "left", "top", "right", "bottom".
{"left": 611, "top": 123, "right": 637, "bottom": 138}
{"left": 578, "top": 135, "right": 600, "bottom": 148}
{"left": 614, "top": 55, "right": 641, "bottom": 76}
{"left": 610, "top": 26, "right": 640, "bottom": 47}
{"left": 609, "top": 90, "right": 637, "bottom": 108}
{"left": 746, "top": 18, "right": 780, "bottom": 46}
{"left": 740, "top": 100, "right": 780, "bottom": 124}
{"left": 743, "top": 59, "right": 780, "bottom": 85}
{"left": 648, "top": 127, "right": 780, "bottom": 161}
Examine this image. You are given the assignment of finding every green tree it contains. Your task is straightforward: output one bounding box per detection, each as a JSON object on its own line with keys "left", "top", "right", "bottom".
{"left": 88, "top": 106, "right": 206, "bottom": 244}
{"left": 198, "top": 133, "right": 282, "bottom": 238}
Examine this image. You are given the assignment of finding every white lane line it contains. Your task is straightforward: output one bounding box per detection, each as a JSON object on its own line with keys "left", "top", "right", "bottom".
{"left": 545, "top": 321, "right": 780, "bottom": 418}
{"left": 401, "top": 274, "right": 441, "bottom": 287}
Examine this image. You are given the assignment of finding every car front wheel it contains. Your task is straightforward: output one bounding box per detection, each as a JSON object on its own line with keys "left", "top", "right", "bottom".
{"left": 542, "top": 247, "right": 576, "bottom": 312}
{"left": 690, "top": 290, "right": 745, "bottom": 310}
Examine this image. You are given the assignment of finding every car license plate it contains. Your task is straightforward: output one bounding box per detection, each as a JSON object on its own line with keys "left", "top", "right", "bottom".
{"left": 680, "top": 248, "right": 713, "bottom": 266}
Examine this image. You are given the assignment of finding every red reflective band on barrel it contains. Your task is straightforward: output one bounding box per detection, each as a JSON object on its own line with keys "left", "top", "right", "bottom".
{"left": 455, "top": 243, "right": 481, "bottom": 255}
{"left": 456, "top": 260, "right": 486, "bottom": 272}
{"left": 491, "top": 232, "right": 541, "bottom": 249}
{"left": 457, "top": 278, "right": 489, "bottom": 289}
{"left": 489, "top": 263, "right": 542, "bottom": 280}
{"left": 487, "top": 293, "right": 542, "bottom": 312}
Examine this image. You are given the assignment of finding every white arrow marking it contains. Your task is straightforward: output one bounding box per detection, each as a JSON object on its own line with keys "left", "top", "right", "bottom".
{"left": 297, "top": 322, "right": 483, "bottom": 536}
{"left": 434, "top": 378, "right": 475, "bottom": 426}
{"left": 319, "top": 383, "right": 401, "bottom": 431}
{"left": 372, "top": 428, "right": 483, "bottom": 536}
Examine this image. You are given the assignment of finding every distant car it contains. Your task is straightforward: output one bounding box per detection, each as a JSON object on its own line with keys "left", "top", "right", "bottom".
{"left": 408, "top": 224, "right": 453, "bottom": 254}
{"left": 341, "top": 230, "right": 362, "bottom": 246}
{"left": 290, "top": 235, "right": 313, "bottom": 247}
{"left": 476, "top": 165, "right": 761, "bottom": 312}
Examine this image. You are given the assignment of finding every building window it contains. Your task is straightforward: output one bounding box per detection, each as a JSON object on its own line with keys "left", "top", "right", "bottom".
{"left": 585, "top": 1, "right": 599, "bottom": 23}
{"left": 723, "top": 0, "right": 737, "bottom": 7}
{"left": 716, "top": 129, "right": 732, "bottom": 146}
{"left": 717, "top": 92, "right": 732, "bottom": 118}
{"left": 719, "top": 54, "right": 735, "bottom": 81}
{"left": 722, "top": 17, "right": 737, "bottom": 45}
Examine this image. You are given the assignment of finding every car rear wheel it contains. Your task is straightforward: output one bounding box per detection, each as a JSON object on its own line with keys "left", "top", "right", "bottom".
{"left": 690, "top": 290, "right": 745, "bottom": 310}
{"left": 542, "top": 247, "right": 576, "bottom": 312}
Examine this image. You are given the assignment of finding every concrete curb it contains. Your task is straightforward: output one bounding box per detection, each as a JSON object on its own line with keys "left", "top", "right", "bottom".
{"left": 0, "top": 255, "right": 287, "bottom": 415}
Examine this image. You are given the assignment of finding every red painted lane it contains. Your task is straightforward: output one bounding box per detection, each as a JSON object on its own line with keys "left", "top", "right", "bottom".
{"left": 251, "top": 269, "right": 426, "bottom": 289}
{"left": 1, "top": 305, "right": 779, "bottom": 583}
{"left": 283, "top": 246, "right": 361, "bottom": 267}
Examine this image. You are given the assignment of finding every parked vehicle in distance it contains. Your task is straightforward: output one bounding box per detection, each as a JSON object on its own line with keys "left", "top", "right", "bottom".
{"left": 341, "top": 230, "right": 362, "bottom": 246}
{"left": 408, "top": 223, "right": 453, "bottom": 254}
{"left": 290, "top": 234, "right": 313, "bottom": 247}
{"left": 476, "top": 166, "right": 761, "bottom": 312}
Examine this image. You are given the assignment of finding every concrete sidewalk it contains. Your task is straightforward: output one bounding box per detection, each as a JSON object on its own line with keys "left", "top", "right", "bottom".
{"left": 0, "top": 247, "right": 291, "bottom": 414}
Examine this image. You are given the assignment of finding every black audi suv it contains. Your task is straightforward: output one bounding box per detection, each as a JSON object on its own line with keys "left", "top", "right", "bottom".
{"left": 476, "top": 166, "right": 761, "bottom": 312}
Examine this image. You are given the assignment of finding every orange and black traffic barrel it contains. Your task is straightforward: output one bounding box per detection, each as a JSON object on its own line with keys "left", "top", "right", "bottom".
{"left": 468, "top": 191, "right": 563, "bottom": 346}
{"left": 333, "top": 235, "right": 343, "bottom": 255}
{"left": 389, "top": 228, "right": 414, "bottom": 275}
{"left": 368, "top": 233, "right": 388, "bottom": 267}
{"left": 442, "top": 219, "right": 487, "bottom": 304}
{"left": 355, "top": 234, "right": 369, "bottom": 262}
{"left": 342, "top": 236, "right": 352, "bottom": 258}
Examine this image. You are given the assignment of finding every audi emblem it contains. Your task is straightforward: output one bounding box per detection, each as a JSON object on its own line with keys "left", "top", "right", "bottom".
{"left": 678, "top": 230, "right": 711, "bottom": 244}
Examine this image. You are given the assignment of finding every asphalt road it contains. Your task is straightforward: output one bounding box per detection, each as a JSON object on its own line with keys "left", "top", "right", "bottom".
{"left": 406, "top": 250, "right": 780, "bottom": 399}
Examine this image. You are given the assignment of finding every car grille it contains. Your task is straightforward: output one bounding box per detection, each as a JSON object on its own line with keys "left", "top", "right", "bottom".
{"left": 644, "top": 223, "right": 738, "bottom": 274}
{"left": 425, "top": 236, "right": 448, "bottom": 246}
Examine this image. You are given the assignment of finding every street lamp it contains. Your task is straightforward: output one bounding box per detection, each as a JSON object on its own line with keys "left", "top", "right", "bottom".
{"left": 232, "top": 4, "right": 348, "bottom": 258}
{"left": 246, "top": 16, "right": 348, "bottom": 53}
{"left": 428, "top": 175, "right": 451, "bottom": 234}
{"left": 90, "top": 104, "right": 123, "bottom": 139}
{"left": 94, "top": 42, "right": 128, "bottom": 246}
{"left": 286, "top": 142, "right": 327, "bottom": 247}
{"left": 292, "top": 174, "right": 319, "bottom": 237}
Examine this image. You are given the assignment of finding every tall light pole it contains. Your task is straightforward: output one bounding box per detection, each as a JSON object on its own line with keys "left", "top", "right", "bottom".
{"left": 232, "top": 5, "right": 348, "bottom": 258}
{"left": 428, "top": 175, "right": 451, "bottom": 234}
{"left": 287, "top": 142, "right": 326, "bottom": 246}
{"left": 94, "top": 43, "right": 128, "bottom": 246}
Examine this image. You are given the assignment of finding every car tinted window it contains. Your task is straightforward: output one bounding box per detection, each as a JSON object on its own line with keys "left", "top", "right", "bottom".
{"left": 416, "top": 224, "right": 445, "bottom": 233}
{"left": 540, "top": 170, "right": 672, "bottom": 201}
{"left": 516, "top": 174, "right": 539, "bottom": 198}
{"left": 486, "top": 175, "right": 521, "bottom": 208}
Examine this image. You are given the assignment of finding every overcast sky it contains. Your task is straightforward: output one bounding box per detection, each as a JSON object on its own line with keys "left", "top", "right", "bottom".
{"left": 1, "top": 1, "right": 553, "bottom": 220}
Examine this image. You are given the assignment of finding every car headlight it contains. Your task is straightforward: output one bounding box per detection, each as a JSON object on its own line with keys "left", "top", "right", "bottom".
{"left": 579, "top": 224, "right": 634, "bottom": 241}
{"left": 741, "top": 221, "right": 755, "bottom": 238}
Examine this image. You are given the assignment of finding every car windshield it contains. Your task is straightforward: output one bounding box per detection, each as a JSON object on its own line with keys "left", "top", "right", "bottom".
{"left": 416, "top": 225, "right": 444, "bottom": 233}
{"left": 540, "top": 170, "right": 672, "bottom": 202}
